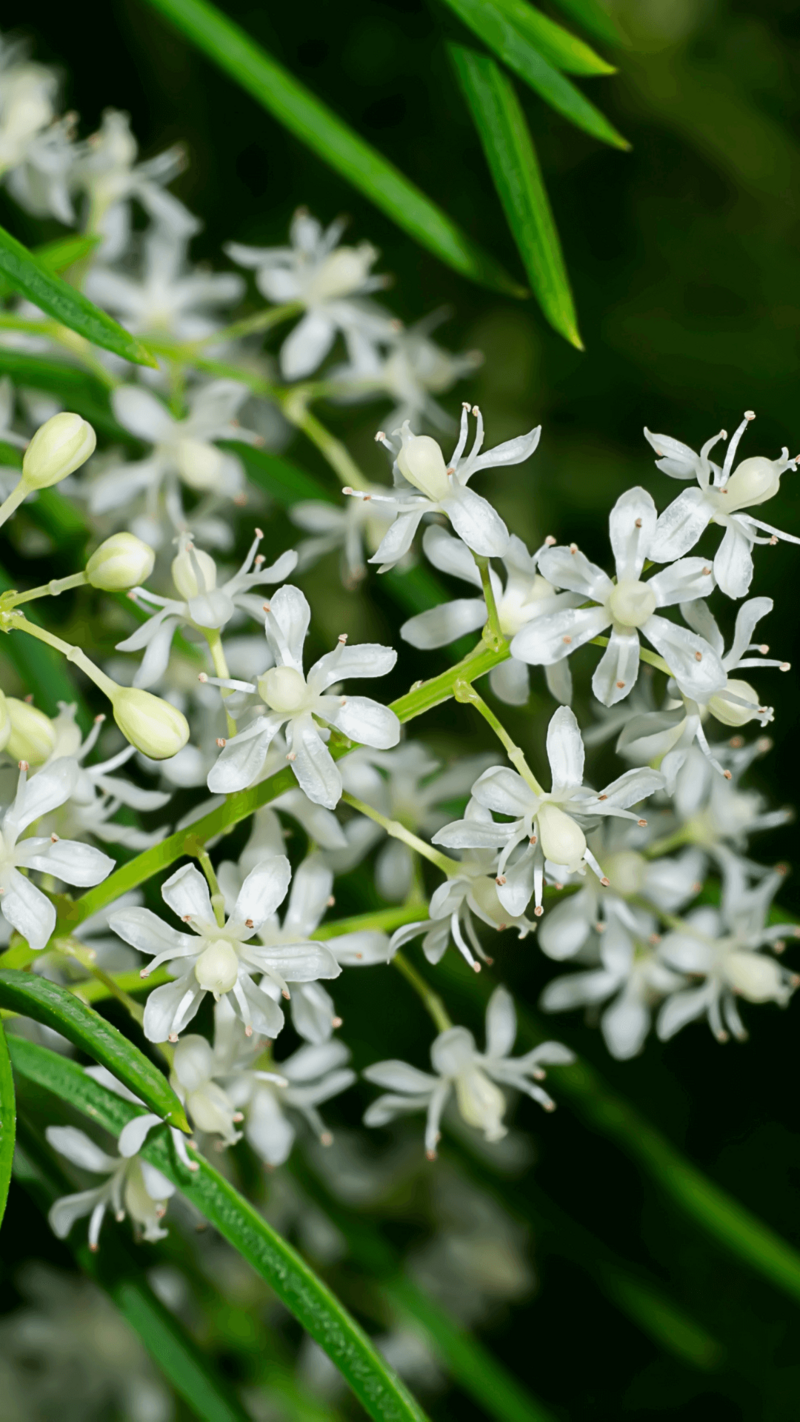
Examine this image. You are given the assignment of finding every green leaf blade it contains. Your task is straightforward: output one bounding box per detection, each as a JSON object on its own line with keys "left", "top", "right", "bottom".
{"left": 0, "top": 1019, "right": 15, "bottom": 1227}
{"left": 139, "top": 0, "right": 524, "bottom": 296}
{"left": 9, "top": 1037, "right": 431, "bottom": 1422}
{"left": 449, "top": 46, "right": 582, "bottom": 347}
{"left": 0, "top": 971, "right": 189, "bottom": 1132}
{"left": 549, "top": 0, "right": 624, "bottom": 48}
{"left": 0, "top": 224, "right": 158, "bottom": 368}
{"left": 441, "top": 0, "right": 629, "bottom": 148}
{"left": 483, "top": 0, "right": 615, "bottom": 75}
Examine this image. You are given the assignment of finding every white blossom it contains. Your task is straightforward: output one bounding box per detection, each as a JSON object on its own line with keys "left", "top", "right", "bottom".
{"left": 288, "top": 485, "right": 396, "bottom": 585}
{"left": 433, "top": 706, "right": 663, "bottom": 916}
{"left": 645, "top": 412, "right": 800, "bottom": 598}
{"left": 511, "top": 487, "right": 728, "bottom": 707}
{"left": 46, "top": 1123, "right": 175, "bottom": 1248}
{"left": 0, "top": 759, "right": 113, "bottom": 950}
{"left": 206, "top": 584, "right": 400, "bottom": 807}
{"left": 0, "top": 36, "right": 59, "bottom": 176}
{"left": 109, "top": 856, "right": 339, "bottom": 1042}
{"left": 330, "top": 311, "right": 481, "bottom": 432}
{"left": 364, "top": 986, "right": 573, "bottom": 1156}
{"left": 226, "top": 208, "right": 389, "bottom": 379}
{"left": 346, "top": 404, "right": 540, "bottom": 570}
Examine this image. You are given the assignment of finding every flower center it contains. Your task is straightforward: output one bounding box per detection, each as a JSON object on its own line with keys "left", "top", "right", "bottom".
{"left": 175, "top": 438, "right": 227, "bottom": 492}
{"left": 305, "top": 246, "right": 372, "bottom": 303}
{"left": 607, "top": 578, "right": 656, "bottom": 629}
{"left": 194, "top": 939, "right": 239, "bottom": 995}
{"left": 707, "top": 678, "right": 761, "bottom": 727}
{"left": 536, "top": 801, "right": 586, "bottom": 870}
{"left": 498, "top": 574, "right": 555, "bottom": 636}
{"left": 396, "top": 434, "right": 452, "bottom": 502}
{"left": 258, "top": 665, "right": 309, "bottom": 714}
{"left": 455, "top": 1066, "right": 507, "bottom": 1141}
{"left": 723, "top": 456, "right": 781, "bottom": 511}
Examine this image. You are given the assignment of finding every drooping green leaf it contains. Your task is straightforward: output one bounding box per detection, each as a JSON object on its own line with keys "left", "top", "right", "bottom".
{"left": 548, "top": 0, "right": 624, "bottom": 48}
{"left": 450, "top": 45, "right": 581, "bottom": 347}
{"left": 440, "top": 0, "right": 629, "bottom": 148}
{"left": 14, "top": 1121, "right": 254, "bottom": 1422}
{"left": 0, "top": 972, "right": 189, "bottom": 1132}
{"left": 0, "top": 223, "right": 158, "bottom": 368}
{"left": 8, "top": 1037, "right": 431, "bottom": 1422}
{"left": 0, "top": 1019, "right": 15, "bottom": 1227}
{"left": 471, "top": 0, "right": 614, "bottom": 75}
{"left": 139, "top": 0, "right": 524, "bottom": 296}
{"left": 0, "top": 236, "right": 100, "bottom": 300}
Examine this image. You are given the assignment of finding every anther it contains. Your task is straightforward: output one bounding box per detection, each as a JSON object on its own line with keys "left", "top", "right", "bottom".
{"left": 563, "top": 635, "right": 572, "bottom": 645}
{"left": 496, "top": 875, "right": 507, "bottom": 886}
{"left": 534, "top": 905, "right": 544, "bottom": 918}
{"left": 254, "top": 554, "right": 264, "bottom": 566}
{"left": 770, "top": 536, "right": 779, "bottom": 546}
{"left": 332, "top": 1015, "right": 343, "bottom": 1028}
{"left": 139, "top": 967, "right": 151, "bottom": 979}
{"left": 616, "top": 681, "right": 625, "bottom": 689}
{"left": 635, "top": 518, "right": 642, "bottom": 528}
{"left": 169, "top": 1033, "right": 178, "bottom": 1043}
{"left": 744, "top": 410, "right": 756, "bottom": 420}
{"left": 320, "top": 1131, "right": 334, "bottom": 1147}
{"left": 282, "top": 989, "right": 290, "bottom": 1000}
{"left": 702, "top": 566, "right": 712, "bottom": 575}
{"left": 780, "top": 662, "right": 791, "bottom": 671}
{"left": 94, "top": 713, "right": 106, "bottom": 724}
{"left": 286, "top": 751, "right": 297, "bottom": 761}
{"left": 18, "top": 760, "right": 29, "bottom": 772}
{"left": 182, "top": 914, "right": 192, "bottom": 923}
{"left": 472, "top": 961, "right": 482, "bottom": 972}
{"left": 326, "top": 895, "right": 335, "bottom": 907}
{"left": 198, "top": 672, "right": 208, "bottom": 682}
{"left": 245, "top": 918, "right": 254, "bottom": 929}
{"left": 723, "top": 769, "right": 732, "bottom": 780}
{"left": 216, "top": 737, "right": 226, "bottom": 748}
{"left": 695, "top": 651, "right": 703, "bottom": 661}
{"left": 600, "top": 876, "right": 611, "bottom": 887}
{"left": 472, "top": 404, "right": 480, "bottom": 416}
{"left": 340, "top": 696, "right": 347, "bottom": 705}
{"left": 338, "top": 633, "right": 348, "bottom": 643}
{"left": 233, "top": 493, "right": 247, "bottom": 506}
{"left": 545, "top": 534, "right": 556, "bottom": 546}
{"left": 598, "top": 794, "right": 608, "bottom": 801}
{"left": 569, "top": 543, "right": 578, "bottom": 555}
{"left": 262, "top": 602, "right": 271, "bottom": 612}
{"left": 638, "top": 818, "right": 647, "bottom": 827}
{"left": 529, "top": 834, "right": 537, "bottom": 845}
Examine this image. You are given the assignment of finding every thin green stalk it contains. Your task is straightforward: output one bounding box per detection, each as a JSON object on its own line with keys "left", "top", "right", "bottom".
{"left": 472, "top": 552, "right": 504, "bottom": 650}
{"left": 7, "top": 614, "right": 119, "bottom": 698}
{"left": 3, "top": 570, "right": 87, "bottom": 607}
{"left": 191, "top": 301, "right": 302, "bottom": 348}
{"left": 392, "top": 950, "right": 452, "bottom": 1032}
{"left": 0, "top": 479, "right": 28, "bottom": 529}
{"left": 203, "top": 629, "right": 238, "bottom": 736}
{"left": 187, "top": 838, "right": 227, "bottom": 927}
{"left": 341, "top": 792, "right": 461, "bottom": 877}
{"left": 284, "top": 392, "right": 368, "bottom": 489}
{"left": 590, "top": 633, "right": 671, "bottom": 677}
{"left": 454, "top": 679, "right": 544, "bottom": 795}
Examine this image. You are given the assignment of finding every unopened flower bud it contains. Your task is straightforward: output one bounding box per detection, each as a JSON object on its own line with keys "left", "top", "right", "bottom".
{"left": 22, "top": 412, "right": 96, "bottom": 489}
{"left": 536, "top": 802, "right": 586, "bottom": 871}
{"left": 86, "top": 533, "right": 155, "bottom": 590}
{"left": 172, "top": 544, "right": 217, "bottom": 600}
{"left": 0, "top": 690, "right": 10, "bottom": 753}
{"left": 724, "top": 456, "right": 782, "bottom": 511}
{"left": 4, "top": 697, "right": 55, "bottom": 764}
{"left": 111, "top": 688, "right": 189, "bottom": 760}
{"left": 726, "top": 951, "right": 784, "bottom": 1002}
{"left": 194, "top": 940, "right": 239, "bottom": 995}
{"left": 397, "top": 432, "right": 451, "bottom": 502}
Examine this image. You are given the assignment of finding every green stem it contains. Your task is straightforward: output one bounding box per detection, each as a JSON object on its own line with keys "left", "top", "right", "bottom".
{"left": 341, "top": 791, "right": 461, "bottom": 877}
{"left": 53, "top": 937, "right": 145, "bottom": 1028}
{"left": 3, "top": 570, "right": 87, "bottom": 607}
{"left": 0, "top": 479, "right": 29, "bottom": 530}
{"left": 472, "top": 552, "right": 504, "bottom": 651}
{"left": 644, "top": 826, "right": 691, "bottom": 859}
{"left": 285, "top": 394, "right": 368, "bottom": 489}
{"left": 590, "top": 634, "right": 671, "bottom": 678}
{"left": 7, "top": 615, "right": 119, "bottom": 699}
{"left": 186, "top": 838, "right": 227, "bottom": 927}
{"left": 393, "top": 950, "right": 452, "bottom": 1032}
{"left": 454, "top": 679, "right": 544, "bottom": 796}
{"left": 191, "top": 301, "right": 303, "bottom": 348}
{"left": 203, "top": 629, "right": 238, "bottom": 736}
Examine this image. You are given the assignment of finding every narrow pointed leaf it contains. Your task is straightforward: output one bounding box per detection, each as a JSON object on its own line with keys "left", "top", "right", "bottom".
{"left": 450, "top": 46, "right": 581, "bottom": 348}
{"left": 0, "top": 1020, "right": 14, "bottom": 1226}
{"left": 8, "top": 1036, "right": 430, "bottom": 1422}
{"left": 440, "top": 0, "right": 629, "bottom": 148}
{"left": 549, "top": 0, "right": 624, "bottom": 48}
{"left": 476, "top": 0, "right": 615, "bottom": 75}
{"left": 0, "top": 223, "right": 158, "bottom": 368}
{"left": 0, "top": 971, "right": 189, "bottom": 1132}
{"left": 0, "top": 235, "right": 101, "bottom": 299}
{"left": 139, "top": 0, "right": 524, "bottom": 295}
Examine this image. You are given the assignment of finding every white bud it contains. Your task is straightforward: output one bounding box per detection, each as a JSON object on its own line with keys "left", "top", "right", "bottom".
{"left": 175, "top": 438, "right": 227, "bottom": 492}
{"left": 454, "top": 1066, "right": 507, "bottom": 1141}
{"left": 4, "top": 698, "right": 55, "bottom": 765}
{"left": 0, "top": 690, "right": 10, "bottom": 753}
{"left": 708, "top": 678, "right": 761, "bottom": 727}
{"left": 111, "top": 688, "right": 190, "bottom": 760}
{"left": 171, "top": 1034, "right": 214, "bottom": 1092}
{"left": 724, "top": 456, "right": 781, "bottom": 511}
{"left": 726, "top": 950, "right": 784, "bottom": 1002}
{"left": 304, "top": 244, "right": 376, "bottom": 304}
{"left": 536, "top": 802, "right": 586, "bottom": 871}
{"left": 258, "top": 665, "right": 308, "bottom": 714}
{"left": 22, "top": 412, "right": 96, "bottom": 489}
{"left": 172, "top": 544, "right": 217, "bottom": 600}
{"left": 86, "top": 533, "right": 155, "bottom": 590}
{"left": 194, "top": 939, "right": 239, "bottom": 995}
{"left": 122, "top": 1157, "right": 169, "bottom": 1230}
{"left": 607, "top": 579, "right": 657, "bottom": 629}
{"left": 396, "top": 432, "right": 451, "bottom": 502}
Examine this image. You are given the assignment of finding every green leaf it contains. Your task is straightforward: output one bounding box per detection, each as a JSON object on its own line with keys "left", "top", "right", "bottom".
{"left": 233, "top": 442, "right": 334, "bottom": 506}
{"left": 0, "top": 971, "right": 189, "bottom": 1132}
{"left": 440, "top": 0, "right": 629, "bottom": 148}
{"left": 450, "top": 46, "right": 581, "bottom": 347}
{"left": 8, "top": 1037, "right": 431, "bottom": 1422}
{"left": 0, "top": 1020, "right": 15, "bottom": 1227}
{"left": 14, "top": 1122, "right": 253, "bottom": 1422}
{"left": 0, "top": 349, "right": 131, "bottom": 440}
{"left": 472, "top": 0, "right": 615, "bottom": 75}
{"left": 0, "top": 223, "right": 158, "bottom": 368}
{"left": 548, "top": 0, "right": 624, "bottom": 48}
{"left": 0, "top": 236, "right": 100, "bottom": 300}
{"left": 139, "top": 0, "right": 525, "bottom": 296}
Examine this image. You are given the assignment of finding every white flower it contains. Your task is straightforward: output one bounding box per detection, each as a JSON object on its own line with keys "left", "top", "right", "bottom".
{"left": 109, "top": 857, "right": 339, "bottom": 1042}
{"left": 328, "top": 743, "right": 497, "bottom": 900}
{"left": 669, "top": 742, "right": 791, "bottom": 870}
{"left": 645, "top": 412, "right": 800, "bottom": 598}
{"left": 433, "top": 706, "right": 663, "bottom": 917}
{"left": 364, "top": 986, "right": 573, "bottom": 1157}
{"left": 217, "top": 852, "right": 384, "bottom": 1044}
{"left": 116, "top": 529, "right": 297, "bottom": 688}
{"left": 0, "top": 759, "right": 114, "bottom": 950}
{"left": 401, "top": 524, "right": 580, "bottom": 704}
{"left": 46, "top": 1123, "right": 175, "bottom": 1248}
{"left": 656, "top": 863, "right": 800, "bottom": 1042}
{"left": 0, "top": 37, "right": 58, "bottom": 174}
{"left": 511, "top": 487, "right": 728, "bottom": 707}
{"left": 346, "top": 403, "right": 540, "bottom": 570}
{"left": 288, "top": 486, "right": 396, "bottom": 585}
{"left": 540, "top": 903, "right": 687, "bottom": 1059}
{"left": 88, "top": 380, "right": 260, "bottom": 534}
{"left": 71, "top": 108, "right": 195, "bottom": 261}
{"left": 226, "top": 208, "right": 389, "bottom": 379}
{"left": 206, "top": 584, "right": 400, "bottom": 807}
{"left": 4, "top": 114, "right": 75, "bottom": 225}
{"left": 616, "top": 596, "right": 789, "bottom": 790}
{"left": 86, "top": 224, "right": 244, "bottom": 346}
{"left": 330, "top": 312, "right": 482, "bottom": 431}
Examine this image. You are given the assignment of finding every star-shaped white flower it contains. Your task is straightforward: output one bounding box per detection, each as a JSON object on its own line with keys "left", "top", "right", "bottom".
{"left": 645, "top": 411, "right": 800, "bottom": 598}
{"left": 206, "top": 584, "right": 400, "bottom": 807}
{"left": 46, "top": 1121, "right": 175, "bottom": 1249}
{"left": 364, "top": 986, "right": 573, "bottom": 1157}
{"left": 511, "top": 487, "right": 728, "bottom": 707}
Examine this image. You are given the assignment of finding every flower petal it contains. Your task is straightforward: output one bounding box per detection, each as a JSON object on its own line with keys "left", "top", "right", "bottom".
{"left": 538, "top": 546, "right": 612, "bottom": 601}
{"left": 510, "top": 604, "right": 610, "bottom": 666}
{"left": 45, "top": 1125, "right": 117, "bottom": 1173}
{"left": 288, "top": 715, "right": 342, "bottom": 809}
{"left": 2, "top": 870, "right": 55, "bottom": 951}
{"left": 401, "top": 598, "right": 487, "bottom": 649}
{"left": 266, "top": 584, "right": 311, "bottom": 670}
{"left": 322, "top": 695, "right": 400, "bottom": 750}
{"left": 546, "top": 705, "right": 585, "bottom": 789}
{"left": 713, "top": 520, "right": 755, "bottom": 599}
{"left": 642, "top": 614, "right": 727, "bottom": 700}
{"left": 143, "top": 974, "right": 205, "bottom": 1042}
{"left": 608, "top": 487, "right": 657, "bottom": 580}
{"left": 442, "top": 486, "right": 509, "bottom": 557}
{"left": 591, "top": 627, "right": 641, "bottom": 706}
{"left": 232, "top": 855, "right": 291, "bottom": 930}
{"left": 162, "top": 863, "right": 214, "bottom": 926}
{"left": 648, "top": 487, "right": 710, "bottom": 562}
{"left": 484, "top": 985, "right": 517, "bottom": 1060}
{"left": 647, "top": 557, "right": 715, "bottom": 608}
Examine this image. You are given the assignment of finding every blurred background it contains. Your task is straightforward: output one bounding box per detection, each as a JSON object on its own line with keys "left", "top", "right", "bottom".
{"left": 3, "top": 0, "right": 800, "bottom": 1417}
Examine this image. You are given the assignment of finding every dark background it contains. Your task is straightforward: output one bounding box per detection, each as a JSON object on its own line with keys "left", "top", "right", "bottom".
{"left": 4, "top": 0, "right": 800, "bottom": 1417}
